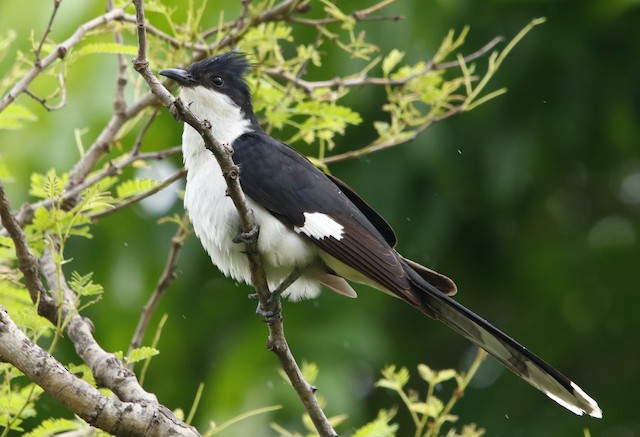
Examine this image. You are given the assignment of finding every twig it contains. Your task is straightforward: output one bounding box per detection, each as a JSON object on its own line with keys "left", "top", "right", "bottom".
{"left": 0, "top": 307, "right": 198, "bottom": 437}
{"left": 322, "top": 106, "right": 462, "bottom": 164}
{"left": 0, "top": 180, "right": 58, "bottom": 323}
{"left": 290, "top": 0, "right": 401, "bottom": 25}
{"left": 127, "top": 213, "right": 189, "bottom": 358}
{"left": 89, "top": 168, "right": 185, "bottom": 220}
{"left": 9, "top": 146, "right": 181, "bottom": 229}
{"left": 0, "top": 7, "right": 126, "bottom": 113}
{"left": 132, "top": 1, "right": 337, "bottom": 435}
{"left": 131, "top": 106, "right": 161, "bottom": 155}
{"left": 108, "top": 0, "right": 129, "bottom": 118}
{"left": 263, "top": 36, "right": 504, "bottom": 94}
{"left": 209, "top": 0, "right": 305, "bottom": 51}
{"left": 34, "top": 0, "right": 63, "bottom": 63}
{"left": 24, "top": 72, "right": 67, "bottom": 111}
{"left": 121, "top": 14, "right": 210, "bottom": 51}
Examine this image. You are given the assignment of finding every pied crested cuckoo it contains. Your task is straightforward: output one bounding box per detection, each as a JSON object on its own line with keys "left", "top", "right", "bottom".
{"left": 160, "top": 51, "right": 602, "bottom": 418}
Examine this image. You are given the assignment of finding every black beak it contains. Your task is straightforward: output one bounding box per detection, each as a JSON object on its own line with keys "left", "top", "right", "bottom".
{"left": 159, "top": 68, "right": 196, "bottom": 87}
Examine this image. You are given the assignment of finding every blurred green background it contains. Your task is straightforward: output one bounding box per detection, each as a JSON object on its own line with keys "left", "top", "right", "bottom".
{"left": 1, "top": 0, "right": 638, "bottom": 436}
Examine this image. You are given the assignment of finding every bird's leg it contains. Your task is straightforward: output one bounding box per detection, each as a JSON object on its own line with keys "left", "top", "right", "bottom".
{"left": 271, "top": 265, "right": 306, "bottom": 302}
{"left": 251, "top": 265, "right": 307, "bottom": 324}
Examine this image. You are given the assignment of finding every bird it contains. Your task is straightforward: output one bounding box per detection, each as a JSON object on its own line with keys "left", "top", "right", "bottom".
{"left": 159, "top": 50, "right": 602, "bottom": 419}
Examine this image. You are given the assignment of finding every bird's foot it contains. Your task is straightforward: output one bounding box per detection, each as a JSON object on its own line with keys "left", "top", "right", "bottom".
{"left": 256, "top": 299, "right": 282, "bottom": 325}
{"left": 233, "top": 225, "right": 259, "bottom": 245}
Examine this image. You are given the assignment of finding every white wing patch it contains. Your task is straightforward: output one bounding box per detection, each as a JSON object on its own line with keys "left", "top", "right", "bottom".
{"left": 294, "top": 212, "right": 344, "bottom": 240}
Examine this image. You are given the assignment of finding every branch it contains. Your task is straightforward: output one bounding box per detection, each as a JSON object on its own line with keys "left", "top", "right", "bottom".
{"left": 34, "top": 0, "right": 63, "bottom": 63}
{"left": 263, "top": 36, "right": 504, "bottom": 94}
{"left": 89, "top": 168, "right": 185, "bottom": 220}
{"left": 24, "top": 72, "right": 67, "bottom": 111}
{"left": 0, "top": 306, "right": 198, "bottom": 437}
{"left": 1, "top": 179, "right": 196, "bottom": 435}
{"left": 322, "top": 106, "right": 462, "bottom": 165}
{"left": 132, "top": 1, "right": 337, "bottom": 435}
{"left": 121, "top": 14, "right": 210, "bottom": 51}
{"left": 0, "top": 7, "right": 126, "bottom": 113}
{"left": 0, "top": 181, "right": 58, "bottom": 322}
{"left": 39, "top": 246, "right": 159, "bottom": 404}
{"left": 108, "top": 0, "right": 129, "bottom": 119}
{"left": 289, "top": 0, "right": 402, "bottom": 26}
{"left": 10, "top": 145, "right": 181, "bottom": 229}
{"left": 127, "top": 213, "right": 189, "bottom": 357}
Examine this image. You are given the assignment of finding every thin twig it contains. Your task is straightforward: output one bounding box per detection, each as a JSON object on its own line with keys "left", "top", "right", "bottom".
{"left": 131, "top": 106, "right": 161, "bottom": 155}
{"left": 264, "top": 36, "right": 504, "bottom": 94}
{"left": 0, "top": 7, "right": 125, "bottom": 113}
{"left": 127, "top": 213, "right": 189, "bottom": 359}
{"left": 24, "top": 72, "right": 67, "bottom": 111}
{"left": 121, "top": 14, "right": 210, "bottom": 51}
{"left": 322, "top": 106, "right": 462, "bottom": 164}
{"left": 108, "top": 0, "right": 129, "bottom": 118}
{"left": 9, "top": 146, "right": 182, "bottom": 229}
{"left": 90, "top": 168, "right": 185, "bottom": 220}
{"left": 0, "top": 181, "right": 58, "bottom": 322}
{"left": 39, "top": 245, "right": 158, "bottom": 403}
{"left": 34, "top": 0, "right": 63, "bottom": 63}
{"left": 290, "top": 0, "right": 401, "bottom": 26}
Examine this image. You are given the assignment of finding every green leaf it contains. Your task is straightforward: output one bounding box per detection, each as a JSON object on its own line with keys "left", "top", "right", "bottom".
{"left": 352, "top": 409, "right": 398, "bottom": 437}
{"left": 0, "top": 281, "right": 50, "bottom": 338}
{"left": 375, "top": 365, "right": 410, "bottom": 391}
{"left": 67, "top": 362, "right": 96, "bottom": 386}
{"left": 300, "top": 361, "right": 319, "bottom": 385}
{"left": 74, "top": 43, "right": 138, "bottom": 58}
{"left": 116, "top": 178, "right": 159, "bottom": 199}
{"left": 0, "top": 104, "right": 37, "bottom": 129}
{"left": 418, "top": 363, "right": 457, "bottom": 385}
{"left": 22, "top": 418, "right": 81, "bottom": 437}
{"left": 127, "top": 346, "right": 160, "bottom": 364}
{"left": 69, "top": 271, "right": 104, "bottom": 297}
{"left": 29, "top": 169, "right": 68, "bottom": 200}
{"left": 382, "top": 49, "right": 404, "bottom": 76}
{"left": 0, "top": 154, "right": 13, "bottom": 180}
{"left": 410, "top": 396, "right": 444, "bottom": 418}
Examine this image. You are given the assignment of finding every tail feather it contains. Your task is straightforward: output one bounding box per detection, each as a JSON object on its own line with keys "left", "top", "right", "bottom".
{"left": 404, "top": 264, "right": 602, "bottom": 418}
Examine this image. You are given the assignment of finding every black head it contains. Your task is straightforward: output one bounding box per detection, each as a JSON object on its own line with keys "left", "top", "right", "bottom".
{"left": 160, "top": 51, "right": 255, "bottom": 119}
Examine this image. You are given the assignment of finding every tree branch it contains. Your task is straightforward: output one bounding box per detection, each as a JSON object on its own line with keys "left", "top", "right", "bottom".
{"left": 0, "top": 180, "right": 58, "bottom": 323}
{"left": 1, "top": 179, "right": 196, "bottom": 435}
{"left": 322, "top": 106, "right": 462, "bottom": 165}
{"left": 0, "top": 306, "right": 198, "bottom": 437}
{"left": 89, "top": 168, "right": 185, "bottom": 220}
{"left": 127, "top": 212, "right": 189, "bottom": 358}
{"left": 0, "top": 7, "right": 126, "bottom": 113}
{"left": 263, "top": 36, "right": 504, "bottom": 94}
{"left": 132, "top": 1, "right": 337, "bottom": 435}
{"left": 34, "top": 0, "right": 63, "bottom": 63}
{"left": 9, "top": 144, "right": 181, "bottom": 230}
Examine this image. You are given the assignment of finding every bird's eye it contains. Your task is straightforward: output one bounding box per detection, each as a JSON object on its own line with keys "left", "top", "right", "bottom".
{"left": 212, "top": 76, "right": 224, "bottom": 87}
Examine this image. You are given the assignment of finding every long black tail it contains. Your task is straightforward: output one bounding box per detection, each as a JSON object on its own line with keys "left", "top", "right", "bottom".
{"left": 403, "top": 262, "right": 602, "bottom": 418}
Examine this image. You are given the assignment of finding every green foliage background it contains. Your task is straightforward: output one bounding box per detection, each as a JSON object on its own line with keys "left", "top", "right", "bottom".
{"left": 1, "top": 0, "right": 638, "bottom": 435}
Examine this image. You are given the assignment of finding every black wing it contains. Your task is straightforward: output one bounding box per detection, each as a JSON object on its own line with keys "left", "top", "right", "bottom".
{"left": 232, "top": 132, "right": 418, "bottom": 304}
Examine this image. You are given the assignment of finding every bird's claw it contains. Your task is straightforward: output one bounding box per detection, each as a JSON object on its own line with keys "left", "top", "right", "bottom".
{"left": 233, "top": 225, "right": 259, "bottom": 244}
{"left": 256, "top": 301, "right": 282, "bottom": 325}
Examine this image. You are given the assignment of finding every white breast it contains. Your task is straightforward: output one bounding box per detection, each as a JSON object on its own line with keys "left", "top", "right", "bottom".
{"left": 180, "top": 86, "right": 323, "bottom": 300}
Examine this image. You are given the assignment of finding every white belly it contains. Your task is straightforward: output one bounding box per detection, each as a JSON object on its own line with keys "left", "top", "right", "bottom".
{"left": 182, "top": 127, "right": 322, "bottom": 300}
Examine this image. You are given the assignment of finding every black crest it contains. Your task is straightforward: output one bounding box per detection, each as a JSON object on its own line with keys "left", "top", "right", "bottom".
{"left": 187, "top": 51, "right": 253, "bottom": 111}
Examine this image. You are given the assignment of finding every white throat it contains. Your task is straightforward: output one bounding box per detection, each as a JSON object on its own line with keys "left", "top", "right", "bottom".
{"left": 179, "top": 85, "right": 252, "bottom": 165}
